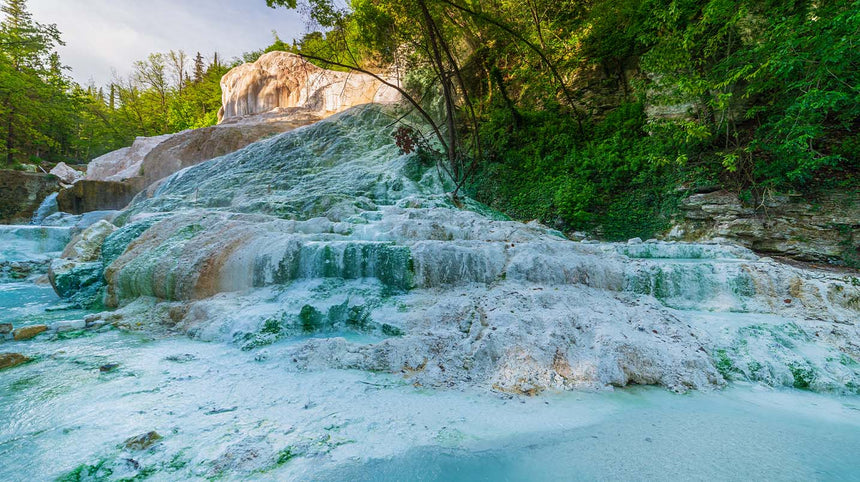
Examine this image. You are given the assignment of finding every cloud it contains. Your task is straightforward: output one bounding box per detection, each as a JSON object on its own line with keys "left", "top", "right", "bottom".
{"left": 27, "top": 0, "right": 306, "bottom": 85}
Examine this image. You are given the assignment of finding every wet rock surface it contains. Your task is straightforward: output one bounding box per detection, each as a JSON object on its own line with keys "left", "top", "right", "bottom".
{"left": 57, "top": 180, "right": 139, "bottom": 214}
{"left": 48, "top": 220, "right": 118, "bottom": 307}
{"left": 0, "top": 170, "right": 59, "bottom": 224}
{"left": 13, "top": 324, "right": 48, "bottom": 341}
{"left": 0, "top": 352, "right": 30, "bottom": 370}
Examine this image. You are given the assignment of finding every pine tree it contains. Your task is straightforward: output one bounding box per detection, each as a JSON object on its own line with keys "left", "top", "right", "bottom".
{"left": 0, "top": 0, "right": 65, "bottom": 165}
{"left": 193, "top": 52, "right": 205, "bottom": 83}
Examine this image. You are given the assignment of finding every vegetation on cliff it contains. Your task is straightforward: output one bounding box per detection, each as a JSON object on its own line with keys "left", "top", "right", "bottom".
{"left": 267, "top": 0, "right": 858, "bottom": 239}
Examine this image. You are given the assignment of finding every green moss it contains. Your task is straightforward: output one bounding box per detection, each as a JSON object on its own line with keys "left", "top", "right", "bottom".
{"left": 729, "top": 273, "right": 756, "bottom": 298}
{"left": 167, "top": 451, "right": 190, "bottom": 471}
{"left": 299, "top": 305, "right": 325, "bottom": 333}
{"left": 261, "top": 317, "right": 282, "bottom": 335}
{"left": 714, "top": 349, "right": 736, "bottom": 379}
{"left": 788, "top": 361, "right": 816, "bottom": 390}
{"left": 746, "top": 361, "right": 763, "bottom": 374}
{"left": 58, "top": 460, "right": 114, "bottom": 482}
{"left": 117, "top": 466, "right": 157, "bottom": 482}
{"left": 839, "top": 354, "right": 858, "bottom": 367}
{"left": 276, "top": 447, "right": 296, "bottom": 465}
{"left": 381, "top": 324, "right": 404, "bottom": 336}
{"left": 101, "top": 217, "right": 164, "bottom": 266}
{"left": 344, "top": 305, "right": 371, "bottom": 330}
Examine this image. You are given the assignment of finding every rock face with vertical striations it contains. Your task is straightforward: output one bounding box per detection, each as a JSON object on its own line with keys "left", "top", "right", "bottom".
{"left": 217, "top": 51, "right": 400, "bottom": 123}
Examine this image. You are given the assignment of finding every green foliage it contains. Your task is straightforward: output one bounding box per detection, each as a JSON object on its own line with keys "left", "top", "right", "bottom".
{"left": 272, "top": 0, "right": 857, "bottom": 240}
{"left": 0, "top": 0, "right": 230, "bottom": 165}
{"left": 0, "top": 0, "right": 71, "bottom": 165}
{"left": 638, "top": 0, "right": 860, "bottom": 188}
{"left": 470, "top": 103, "right": 687, "bottom": 239}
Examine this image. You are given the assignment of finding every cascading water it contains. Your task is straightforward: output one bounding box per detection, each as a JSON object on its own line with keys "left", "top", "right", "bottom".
{"left": 30, "top": 192, "right": 59, "bottom": 225}
{"left": 1, "top": 105, "right": 858, "bottom": 480}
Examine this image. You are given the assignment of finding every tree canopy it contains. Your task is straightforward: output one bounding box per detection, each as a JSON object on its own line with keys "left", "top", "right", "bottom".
{"left": 0, "top": 0, "right": 231, "bottom": 167}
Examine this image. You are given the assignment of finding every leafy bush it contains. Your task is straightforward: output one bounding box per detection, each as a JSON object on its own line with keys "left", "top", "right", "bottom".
{"left": 469, "top": 103, "right": 690, "bottom": 240}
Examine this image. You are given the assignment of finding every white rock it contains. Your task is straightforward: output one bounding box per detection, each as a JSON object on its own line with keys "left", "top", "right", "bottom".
{"left": 217, "top": 51, "right": 400, "bottom": 123}
{"left": 86, "top": 135, "right": 172, "bottom": 182}
{"left": 49, "top": 162, "right": 84, "bottom": 185}
{"left": 627, "top": 237, "right": 643, "bottom": 245}
{"left": 666, "top": 225, "right": 685, "bottom": 239}
{"left": 54, "top": 319, "right": 86, "bottom": 333}
{"left": 62, "top": 220, "right": 117, "bottom": 262}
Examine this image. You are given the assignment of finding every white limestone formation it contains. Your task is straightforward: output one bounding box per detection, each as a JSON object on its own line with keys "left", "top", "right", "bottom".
{"left": 63, "top": 105, "right": 858, "bottom": 396}
{"left": 49, "top": 162, "right": 84, "bottom": 186}
{"left": 217, "top": 51, "right": 400, "bottom": 123}
{"left": 86, "top": 134, "right": 173, "bottom": 183}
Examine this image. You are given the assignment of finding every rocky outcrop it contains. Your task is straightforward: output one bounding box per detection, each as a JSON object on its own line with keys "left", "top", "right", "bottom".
{"left": 56, "top": 180, "right": 139, "bottom": 214}
{"left": 86, "top": 135, "right": 173, "bottom": 183}
{"left": 0, "top": 353, "right": 31, "bottom": 370}
{"left": 217, "top": 51, "right": 400, "bottom": 123}
{"left": 138, "top": 120, "right": 313, "bottom": 188}
{"left": 72, "top": 51, "right": 399, "bottom": 216}
{"left": 49, "top": 220, "right": 117, "bottom": 307}
{"left": 0, "top": 170, "right": 59, "bottom": 224}
{"left": 49, "top": 162, "right": 85, "bottom": 186}
{"left": 12, "top": 325, "right": 47, "bottom": 341}
{"left": 669, "top": 190, "right": 860, "bottom": 265}
{"left": 62, "top": 105, "right": 858, "bottom": 395}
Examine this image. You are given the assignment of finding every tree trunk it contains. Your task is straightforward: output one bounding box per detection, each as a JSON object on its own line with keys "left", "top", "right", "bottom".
{"left": 5, "top": 106, "right": 14, "bottom": 166}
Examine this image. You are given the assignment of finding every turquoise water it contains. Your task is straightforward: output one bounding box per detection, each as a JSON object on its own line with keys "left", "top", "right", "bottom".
{"left": 1, "top": 327, "right": 859, "bottom": 481}
{"left": 2, "top": 222, "right": 859, "bottom": 480}
{"left": 321, "top": 388, "right": 860, "bottom": 481}
{"left": 0, "top": 282, "right": 88, "bottom": 326}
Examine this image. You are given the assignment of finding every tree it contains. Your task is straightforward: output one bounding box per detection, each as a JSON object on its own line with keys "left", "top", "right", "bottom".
{"left": 133, "top": 53, "right": 169, "bottom": 131}
{"left": 193, "top": 52, "right": 205, "bottom": 83}
{"left": 0, "top": 0, "right": 67, "bottom": 165}
{"left": 168, "top": 49, "right": 188, "bottom": 94}
{"left": 265, "top": 0, "right": 586, "bottom": 197}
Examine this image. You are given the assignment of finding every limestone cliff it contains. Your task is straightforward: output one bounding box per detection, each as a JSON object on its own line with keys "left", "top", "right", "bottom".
{"left": 54, "top": 105, "right": 860, "bottom": 395}
{"left": 217, "top": 51, "right": 400, "bottom": 123}
{"left": 669, "top": 190, "right": 860, "bottom": 266}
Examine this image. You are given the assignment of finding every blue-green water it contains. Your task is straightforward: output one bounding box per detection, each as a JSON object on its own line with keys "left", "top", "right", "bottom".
{"left": 1, "top": 223, "right": 859, "bottom": 481}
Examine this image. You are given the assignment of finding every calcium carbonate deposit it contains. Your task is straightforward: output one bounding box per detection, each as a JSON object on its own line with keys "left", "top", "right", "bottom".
{"left": 1, "top": 104, "right": 858, "bottom": 480}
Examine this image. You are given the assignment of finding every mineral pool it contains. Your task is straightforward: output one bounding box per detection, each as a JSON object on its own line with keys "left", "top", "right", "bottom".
{"left": 1, "top": 224, "right": 859, "bottom": 481}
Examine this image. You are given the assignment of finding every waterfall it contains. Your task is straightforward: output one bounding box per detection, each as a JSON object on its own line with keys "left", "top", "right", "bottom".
{"left": 31, "top": 192, "right": 59, "bottom": 225}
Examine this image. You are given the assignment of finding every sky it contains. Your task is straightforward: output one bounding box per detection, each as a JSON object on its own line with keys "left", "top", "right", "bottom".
{"left": 28, "top": 0, "right": 307, "bottom": 86}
